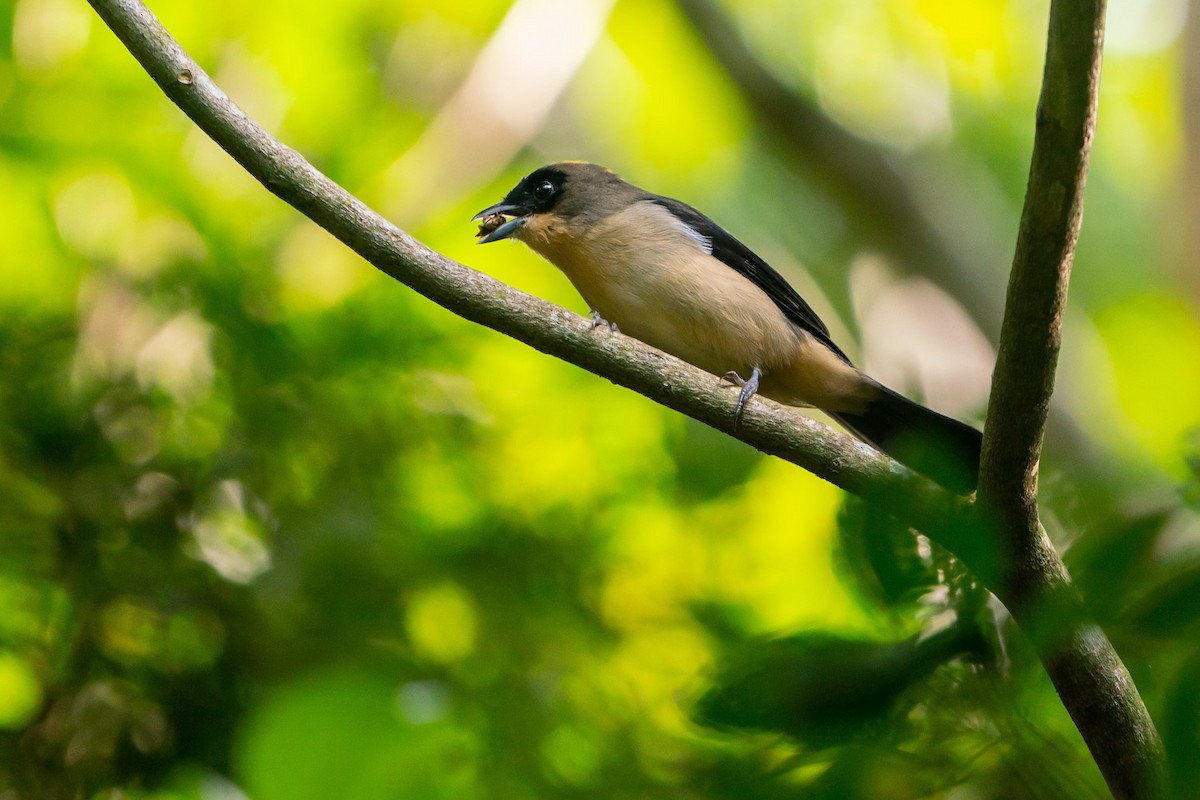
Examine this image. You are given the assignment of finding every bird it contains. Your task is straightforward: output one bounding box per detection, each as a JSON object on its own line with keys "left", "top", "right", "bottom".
{"left": 472, "top": 162, "right": 982, "bottom": 493}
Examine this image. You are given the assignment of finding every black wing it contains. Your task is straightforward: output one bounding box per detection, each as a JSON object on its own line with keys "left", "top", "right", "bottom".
{"left": 649, "top": 195, "right": 852, "bottom": 364}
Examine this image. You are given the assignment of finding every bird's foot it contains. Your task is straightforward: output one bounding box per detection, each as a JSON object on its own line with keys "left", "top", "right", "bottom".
{"left": 721, "top": 367, "right": 761, "bottom": 426}
{"left": 587, "top": 309, "right": 619, "bottom": 333}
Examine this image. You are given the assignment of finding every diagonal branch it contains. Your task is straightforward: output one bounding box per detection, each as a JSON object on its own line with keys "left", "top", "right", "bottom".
{"left": 85, "top": 0, "right": 1162, "bottom": 797}
{"left": 82, "top": 0, "right": 971, "bottom": 555}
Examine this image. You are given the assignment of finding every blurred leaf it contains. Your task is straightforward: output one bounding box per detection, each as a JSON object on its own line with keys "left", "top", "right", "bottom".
{"left": 835, "top": 497, "right": 934, "bottom": 612}
{"left": 688, "top": 599, "right": 760, "bottom": 645}
{"left": 667, "top": 417, "right": 762, "bottom": 500}
{"left": 1124, "top": 563, "right": 1200, "bottom": 638}
{"left": 1162, "top": 648, "right": 1200, "bottom": 800}
{"left": 692, "top": 622, "right": 981, "bottom": 747}
{"left": 236, "top": 670, "right": 479, "bottom": 800}
{"left": 800, "top": 745, "right": 936, "bottom": 800}
{"left": 1094, "top": 294, "right": 1200, "bottom": 473}
{"left": 1068, "top": 510, "right": 1169, "bottom": 622}
{"left": 0, "top": 651, "right": 42, "bottom": 729}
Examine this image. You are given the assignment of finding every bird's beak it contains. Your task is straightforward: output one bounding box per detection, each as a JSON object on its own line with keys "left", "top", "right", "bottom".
{"left": 472, "top": 202, "right": 530, "bottom": 244}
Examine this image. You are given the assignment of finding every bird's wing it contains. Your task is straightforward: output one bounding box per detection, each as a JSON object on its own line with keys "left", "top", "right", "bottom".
{"left": 649, "top": 195, "right": 852, "bottom": 364}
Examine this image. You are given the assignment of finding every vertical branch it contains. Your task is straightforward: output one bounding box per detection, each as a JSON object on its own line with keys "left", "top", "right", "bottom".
{"left": 981, "top": 1, "right": 1163, "bottom": 798}
{"left": 980, "top": 0, "right": 1103, "bottom": 505}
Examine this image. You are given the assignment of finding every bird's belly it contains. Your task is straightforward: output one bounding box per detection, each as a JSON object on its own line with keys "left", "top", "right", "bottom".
{"left": 610, "top": 295, "right": 755, "bottom": 377}
{"left": 523, "top": 204, "right": 869, "bottom": 410}
{"left": 577, "top": 251, "right": 799, "bottom": 378}
{"left": 582, "top": 265, "right": 870, "bottom": 412}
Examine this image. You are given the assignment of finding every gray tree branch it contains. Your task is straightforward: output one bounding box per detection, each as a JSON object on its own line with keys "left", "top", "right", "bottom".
{"left": 85, "top": 0, "right": 1162, "bottom": 796}
{"left": 980, "top": 0, "right": 1164, "bottom": 797}
{"left": 81, "top": 0, "right": 966, "bottom": 543}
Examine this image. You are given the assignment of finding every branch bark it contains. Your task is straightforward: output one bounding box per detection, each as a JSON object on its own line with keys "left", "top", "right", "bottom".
{"left": 980, "top": 1, "right": 1163, "bottom": 797}
{"left": 81, "top": 0, "right": 971, "bottom": 548}
{"left": 85, "top": 0, "right": 1162, "bottom": 796}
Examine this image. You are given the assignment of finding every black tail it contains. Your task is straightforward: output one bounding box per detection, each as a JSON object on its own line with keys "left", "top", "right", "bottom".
{"left": 830, "top": 386, "right": 982, "bottom": 494}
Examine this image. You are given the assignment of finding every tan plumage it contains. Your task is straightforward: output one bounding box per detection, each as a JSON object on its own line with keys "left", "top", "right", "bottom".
{"left": 474, "top": 162, "right": 981, "bottom": 492}
{"left": 520, "top": 200, "right": 872, "bottom": 413}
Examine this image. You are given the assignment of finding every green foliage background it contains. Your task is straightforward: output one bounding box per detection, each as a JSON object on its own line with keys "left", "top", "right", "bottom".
{"left": 1, "top": 0, "right": 1198, "bottom": 798}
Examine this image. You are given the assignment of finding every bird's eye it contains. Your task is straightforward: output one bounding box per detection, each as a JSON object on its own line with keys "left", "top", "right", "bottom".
{"left": 532, "top": 180, "right": 555, "bottom": 202}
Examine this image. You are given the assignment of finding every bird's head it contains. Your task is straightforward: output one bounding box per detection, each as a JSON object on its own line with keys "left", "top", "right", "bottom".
{"left": 472, "top": 162, "right": 632, "bottom": 243}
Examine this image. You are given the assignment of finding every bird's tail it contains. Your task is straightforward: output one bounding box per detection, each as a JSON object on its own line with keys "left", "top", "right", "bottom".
{"left": 830, "top": 385, "right": 982, "bottom": 493}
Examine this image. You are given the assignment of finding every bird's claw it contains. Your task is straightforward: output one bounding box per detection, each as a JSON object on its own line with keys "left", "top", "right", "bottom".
{"left": 587, "top": 309, "right": 618, "bottom": 332}
{"left": 721, "top": 367, "right": 761, "bottom": 427}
